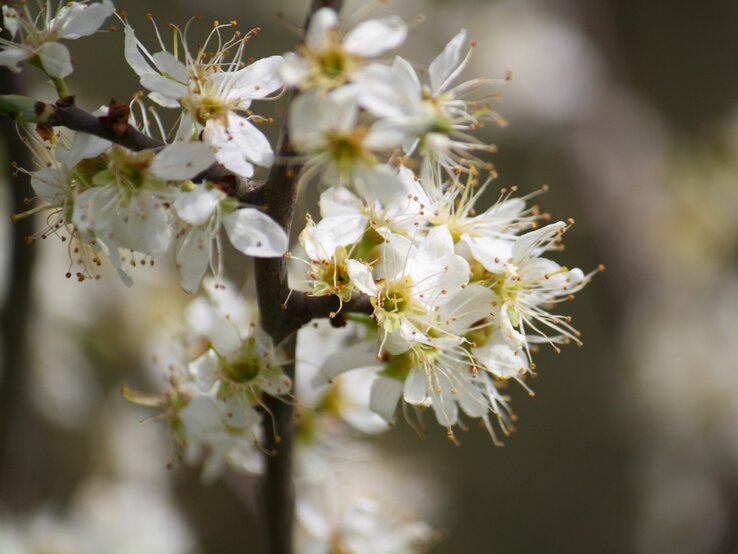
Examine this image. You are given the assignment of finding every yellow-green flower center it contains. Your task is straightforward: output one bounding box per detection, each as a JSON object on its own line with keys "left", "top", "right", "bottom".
{"left": 182, "top": 93, "right": 232, "bottom": 126}
{"left": 223, "top": 354, "right": 262, "bottom": 383}
{"left": 326, "top": 128, "right": 374, "bottom": 175}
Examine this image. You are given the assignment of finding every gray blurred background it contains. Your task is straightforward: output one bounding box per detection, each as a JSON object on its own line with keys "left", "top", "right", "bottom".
{"left": 2, "top": 0, "right": 738, "bottom": 552}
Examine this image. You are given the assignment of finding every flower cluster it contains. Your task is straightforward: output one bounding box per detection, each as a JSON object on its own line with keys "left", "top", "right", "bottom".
{"left": 125, "top": 278, "right": 291, "bottom": 480}
{"left": 289, "top": 8, "right": 598, "bottom": 443}
{"left": 1, "top": 2, "right": 598, "bottom": 550}
{"left": 6, "top": 0, "right": 598, "bottom": 466}
{"left": 16, "top": 127, "right": 287, "bottom": 291}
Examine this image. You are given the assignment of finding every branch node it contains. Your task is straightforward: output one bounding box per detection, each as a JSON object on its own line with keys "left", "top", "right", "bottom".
{"left": 55, "top": 95, "right": 76, "bottom": 108}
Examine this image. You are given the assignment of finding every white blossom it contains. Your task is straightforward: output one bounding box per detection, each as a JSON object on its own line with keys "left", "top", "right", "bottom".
{"left": 296, "top": 483, "right": 433, "bottom": 554}
{"left": 288, "top": 89, "right": 405, "bottom": 197}
{"left": 124, "top": 21, "right": 283, "bottom": 178}
{"left": 280, "top": 7, "right": 406, "bottom": 91}
{"left": 174, "top": 185, "right": 288, "bottom": 293}
{"left": 359, "top": 30, "right": 508, "bottom": 174}
{"left": 0, "top": 1, "right": 114, "bottom": 77}
{"left": 491, "top": 221, "right": 590, "bottom": 354}
{"left": 348, "top": 226, "right": 471, "bottom": 354}
{"left": 71, "top": 147, "right": 178, "bottom": 260}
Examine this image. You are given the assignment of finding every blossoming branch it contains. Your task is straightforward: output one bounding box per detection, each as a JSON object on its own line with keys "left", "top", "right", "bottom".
{"left": 0, "top": 1, "right": 600, "bottom": 552}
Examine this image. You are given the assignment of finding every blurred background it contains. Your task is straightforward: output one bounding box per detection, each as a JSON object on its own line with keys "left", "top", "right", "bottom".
{"left": 2, "top": 0, "right": 738, "bottom": 552}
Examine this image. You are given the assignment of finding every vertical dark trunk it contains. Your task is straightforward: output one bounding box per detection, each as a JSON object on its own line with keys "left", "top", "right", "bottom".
{"left": 255, "top": 2, "right": 343, "bottom": 553}
{"left": 0, "top": 67, "right": 36, "bottom": 506}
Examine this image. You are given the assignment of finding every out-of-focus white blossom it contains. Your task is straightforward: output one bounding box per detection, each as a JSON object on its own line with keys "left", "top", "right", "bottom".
{"left": 0, "top": 1, "right": 114, "bottom": 78}
{"left": 280, "top": 7, "right": 406, "bottom": 91}
{"left": 288, "top": 89, "right": 405, "bottom": 196}
{"left": 124, "top": 278, "right": 290, "bottom": 479}
{"left": 296, "top": 476, "right": 433, "bottom": 554}
{"left": 0, "top": 479, "right": 197, "bottom": 554}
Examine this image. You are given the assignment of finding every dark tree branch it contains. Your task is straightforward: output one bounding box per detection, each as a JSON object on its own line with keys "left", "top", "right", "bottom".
{"left": 0, "top": 69, "right": 37, "bottom": 506}
{"left": 0, "top": 95, "right": 266, "bottom": 204}
{"left": 255, "top": 2, "right": 344, "bottom": 553}
{"left": 284, "top": 292, "right": 374, "bottom": 335}
{"left": 51, "top": 98, "right": 162, "bottom": 150}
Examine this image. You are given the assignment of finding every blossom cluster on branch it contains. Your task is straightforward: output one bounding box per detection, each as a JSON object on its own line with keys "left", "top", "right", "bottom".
{"left": 0, "top": 1, "right": 598, "bottom": 551}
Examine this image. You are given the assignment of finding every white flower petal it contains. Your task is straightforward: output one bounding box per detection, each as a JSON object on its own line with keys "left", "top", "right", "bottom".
{"left": 59, "top": 132, "right": 111, "bottom": 167}
{"left": 223, "top": 208, "right": 288, "bottom": 257}
{"left": 343, "top": 16, "right": 407, "bottom": 57}
{"left": 57, "top": 0, "right": 113, "bottom": 39}
{"left": 277, "top": 53, "right": 310, "bottom": 87}
{"left": 188, "top": 350, "right": 220, "bottom": 390}
{"left": 337, "top": 369, "right": 390, "bottom": 433}
{"left": 346, "top": 259, "right": 377, "bottom": 296}
{"left": 354, "top": 165, "right": 406, "bottom": 205}
{"left": 316, "top": 348, "right": 380, "bottom": 387}
{"left": 210, "top": 143, "right": 253, "bottom": 177}
{"left": 374, "top": 233, "right": 414, "bottom": 280}
{"left": 72, "top": 185, "right": 115, "bottom": 232}
{"left": 384, "top": 328, "right": 413, "bottom": 355}
{"left": 431, "top": 378, "right": 459, "bottom": 426}
{"left": 176, "top": 226, "right": 211, "bottom": 294}
{"left": 140, "top": 74, "right": 188, "bottom": 102}
{"left": 392, "top": 56, "right": 421, "bottom": 96}
{"left": 39, "top": 42, "right": 73, "bottom": 78}
{"left": 474, "top": 335, "right": 529, "bottom": 380}
{"left": 111, "top": 193, "right": 173, "bottom": 257}
{"left": 2, "top": 6, "right": 19, "bottom": 37}
{"left": 205, "top": 115, "right": 273, "bottom": 178}
{"left": 289, "top": 91, "right": 358, "bottom": 148}
{"left": 499, "top": 302, "right": 526, "bottom": 349}
{"left": 95, "top": 237, "right": 133, "bottom": 287}
{"left": 185, "top": 298, "right": 241, "bottom": 354}
{"left": 148, "top": 92, "right": 181, "bottom": 109}
{"left": 364, "top": 120, "right": 406, "bottom": 151}
{"left": 150, "top": 142, "right": 216, "bottom": 180}
{"left": 461, "top": 234, "right": 513, "bottom": 273}
{"left": 0, "top": 47, "right": 26, "bottom": 73}
{"left": 174, "top": 186, "right": 221, "bottom": 226}
{"left": 484, "top": 197, "right": 527, "bottom": 221}
{"left": 124, "top": 25, "right": 155, "bottom": 77}
{"left": 315, "top": 214, "right": 368, "bottom": 249}
{"left": 429, "top": 29, "right": 467, "bottom": 93}
{"left": 440, "top": 283, "right": 495, "bottom": 335}
{"left": 512, "top": 221, "right": 566, "bottom": 261}
{"left": 319, "top": 186, "right": 363, "bottom": 218}
{"left": 456, "top": 381, "right": 488, "bottom": 418}
{"left": 403, "top": 366, "right": 428, "bottom": 405}
{"left": 354, "top": 63, "right": 404, "bottom": 118}
{"left": 431, "top": 254, "right": 471, "bottom": 303}
{"left": 306, "top": 7, "right": 339, "bottom": 51}
{"left": 152, "top": 50, "right": 188, "bottom": 82}
{"left": 222, "top": 56, "right": 284, "bottom": 102}
{"left": 418, "top": 225, "right": 455, "bottom": 260}
{"left": 369, "top": 376, "right": 402, "bottom": 423}
{"left": 296, "top": 497, "right": 331, "bottom": 541}
{"left": 30, "top": 169, "right": 66, "bottom": 201}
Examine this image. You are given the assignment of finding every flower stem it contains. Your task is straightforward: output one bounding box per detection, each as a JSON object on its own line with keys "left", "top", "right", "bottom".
{"left": 50, "top": 76, "right": 69, "bottom": 99}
